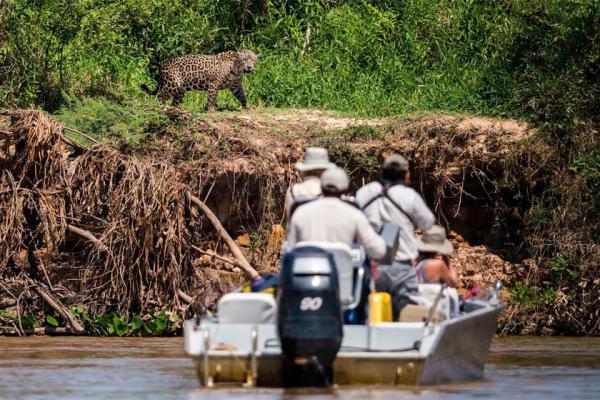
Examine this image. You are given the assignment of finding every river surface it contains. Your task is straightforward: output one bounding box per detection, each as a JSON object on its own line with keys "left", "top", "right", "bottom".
{"left": 0, "top": 336, "right": 599, "bottom": 400}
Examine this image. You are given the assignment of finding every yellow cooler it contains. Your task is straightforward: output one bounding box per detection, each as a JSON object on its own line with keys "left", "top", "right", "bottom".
{"left": 368, "top": 292, "right": 392, "bottom": 324}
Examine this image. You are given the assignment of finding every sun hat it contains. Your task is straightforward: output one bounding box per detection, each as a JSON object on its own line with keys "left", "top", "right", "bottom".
{"left": 416, "top": 225, "right": 454, "bottom": 255}
{"left": 320, "top": 167, "right": 349, "bottom": 193}
{"left": 295, "top": 147, "right": 336, "bottom": 171}
{"left": 382, "top": 154, "right": 409, "bottom": 171}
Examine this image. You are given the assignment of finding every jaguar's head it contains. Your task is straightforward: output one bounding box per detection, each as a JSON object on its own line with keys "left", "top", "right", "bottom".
{"left": 236, "top": 50, "right": 259, "bottom": 74}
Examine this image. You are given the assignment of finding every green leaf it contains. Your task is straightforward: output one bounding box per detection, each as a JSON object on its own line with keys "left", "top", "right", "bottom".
{"left": 129, "top": 315, "right": 143, "bottom": 330}
{"left": 21, "top": 315, "right": 38, "bottom": 329}
{"left": 112, "top": 315, "right": 128, "bottom": 336}
{"left": 46, "top": 315, "right": 59, "bottom": 327}
{"left": 143, "top": 321, "right": 154, "bottom": 334}
{"left": 154, "top": 316, "right": 167, "bottom": 333}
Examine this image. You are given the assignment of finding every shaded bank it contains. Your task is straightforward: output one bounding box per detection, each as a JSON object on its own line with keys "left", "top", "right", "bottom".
{"left": 0, "top": 108, "right": 598, "bottom": 336}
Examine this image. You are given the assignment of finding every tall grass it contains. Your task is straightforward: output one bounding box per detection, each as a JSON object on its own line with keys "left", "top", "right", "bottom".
{"left": 1, "top": 0, "right": 597, "bottom": 126}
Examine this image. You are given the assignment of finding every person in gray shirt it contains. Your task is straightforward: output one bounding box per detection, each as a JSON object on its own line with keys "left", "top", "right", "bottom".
{"left": 356, "top": 154, "right": 435, "bottom": 317}
{"left": 287, "top": 167, "right": 387, "bottom": 260}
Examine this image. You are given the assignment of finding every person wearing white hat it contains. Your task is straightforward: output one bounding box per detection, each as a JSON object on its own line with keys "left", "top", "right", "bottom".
{"left": 284, "top": 147, "right": 336, "bottom": 220}
{"left": 415, "top": 225, "right": 458, "bottom": 287}
{"left": 286, "top": 167, "right": 386, "bottom": 260}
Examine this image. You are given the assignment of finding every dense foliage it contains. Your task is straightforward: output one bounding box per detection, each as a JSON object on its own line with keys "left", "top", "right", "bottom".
{"left": 0, "top": 0, "right": 598, "bottom": 334}
{"left": 0, "top": 0, "right": 597, "bottom": 123}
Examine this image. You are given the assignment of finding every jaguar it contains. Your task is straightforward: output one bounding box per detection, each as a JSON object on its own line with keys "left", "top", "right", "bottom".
{"left": 141, "top": 49, "right": 258, "bottom": 111}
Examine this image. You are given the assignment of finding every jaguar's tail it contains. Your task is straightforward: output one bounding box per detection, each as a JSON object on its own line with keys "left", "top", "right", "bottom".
{"left": 140, "top": 83, "right": 159, "bottom": 96}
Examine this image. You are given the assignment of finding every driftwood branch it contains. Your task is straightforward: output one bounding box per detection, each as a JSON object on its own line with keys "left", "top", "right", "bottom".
{"left": 177, "top": 289, "right": 193, "bottom": 304}
{"left": 187, "top": 193, "right": 260, "bottom": 279}
{"left": 32, "top": 284, "right": 84, "bottom": 333}
{"left": 66, "top": 224, "right": 108, "bottom": 252}
{"left": 0, "top": 108, "right": 87, "bottom": 153}
{"left": 58, "top": 134, "right": 87, "bottom": 153}
{"left": 191, "top": 245, "right": 240, "bottom": 268}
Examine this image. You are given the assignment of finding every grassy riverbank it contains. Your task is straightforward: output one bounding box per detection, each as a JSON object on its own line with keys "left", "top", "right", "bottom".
{"left": 0, "top": 1, "right": 598, "bottom": 335}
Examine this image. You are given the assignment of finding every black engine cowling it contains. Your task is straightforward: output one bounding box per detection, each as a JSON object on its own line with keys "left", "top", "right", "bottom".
{"left": 277, "top": 246, "right": 343, "bottom": 387}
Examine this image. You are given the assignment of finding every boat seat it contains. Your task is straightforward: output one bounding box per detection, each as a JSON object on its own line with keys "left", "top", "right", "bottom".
{"left": 294, "top": 241, "right": 354, "bottom": 306}
{"left": 217, "top": 292, "right": 276, "bottom": 324}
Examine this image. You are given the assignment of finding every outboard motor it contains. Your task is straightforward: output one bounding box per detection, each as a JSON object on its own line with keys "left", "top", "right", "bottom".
{"left": 277, "top": 246, "right": 343, "bottom": 387}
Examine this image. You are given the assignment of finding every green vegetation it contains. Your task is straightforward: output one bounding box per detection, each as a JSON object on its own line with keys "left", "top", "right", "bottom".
{"left": 1, "top": 0, "right": 598, "bottom": 125}
{"left": 56, "top": 96, "right": 168, "bottom": 146}
{"left": 70, "top": 308, "right": 180, "bottom": 336}
{"left": 550, "top": 257, "right": 579, "bottom": 281}
{"left": 337, "top": 125, "right": 389, "bottom": 141}
{"left": 509, "top": 282, "right": 557, "bottom": 307}
{"left": 0, "top": 308, "right": 179, "bottom": 336}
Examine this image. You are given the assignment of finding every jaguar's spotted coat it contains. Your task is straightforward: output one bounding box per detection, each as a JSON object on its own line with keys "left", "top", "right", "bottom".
{"left": 141, "top": 49, "right": 258, "bottom": 111}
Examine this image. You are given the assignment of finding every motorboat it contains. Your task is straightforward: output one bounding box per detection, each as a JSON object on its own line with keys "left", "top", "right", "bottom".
{"left": 184, "top": 240, "right": 504, "bottom": 387}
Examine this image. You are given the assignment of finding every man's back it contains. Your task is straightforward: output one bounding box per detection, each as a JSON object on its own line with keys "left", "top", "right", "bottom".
{"left": 284, "top": 176, "right": 322, "bottom": 219}
{"left": 356, "top": 181, "right": 434, "bottom": 261}
{"left": 287, "top": 197, "right": 386, "bottom": 259}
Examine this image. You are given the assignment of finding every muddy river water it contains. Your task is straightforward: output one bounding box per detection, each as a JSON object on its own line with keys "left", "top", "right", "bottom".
{"left": 0, "top": 336, "right": 599, "bottom": 399}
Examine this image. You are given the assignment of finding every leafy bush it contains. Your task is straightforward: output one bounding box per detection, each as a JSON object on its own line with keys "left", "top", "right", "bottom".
{"left": 509, "top": 282, "right": 557, "bottom": 307}
{"left": 1, "top": 0, "right": 597, "bottom": 127}
{"left": 55, "top": 97, "right": 168, "bottom": 146}
{"left": 70, "top": 307, "right": 180, "bottom": 336}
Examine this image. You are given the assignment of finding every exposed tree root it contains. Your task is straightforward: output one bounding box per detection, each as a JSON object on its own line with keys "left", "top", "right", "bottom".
{"left": 0, "top": 109, "right": 256, "bottom": 331}
{"left": 0, "top": 109, "right": 597, "bottom": 335}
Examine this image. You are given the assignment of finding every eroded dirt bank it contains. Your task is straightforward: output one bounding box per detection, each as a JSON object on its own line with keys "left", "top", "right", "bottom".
{"left": 1, "top": 108, "right": 597, "bottom": 335}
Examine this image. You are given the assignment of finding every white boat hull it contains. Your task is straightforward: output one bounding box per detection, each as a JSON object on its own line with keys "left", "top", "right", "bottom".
{"left": 185, "top": 305, "right": 502, "bottom": 386}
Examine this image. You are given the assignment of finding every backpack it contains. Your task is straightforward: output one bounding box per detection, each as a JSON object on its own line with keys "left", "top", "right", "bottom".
{"left": 288, "top": 186, "right": 322, "bottom": 217}
{"left": 359, "top": 183, "right": 417, "bottom": 226}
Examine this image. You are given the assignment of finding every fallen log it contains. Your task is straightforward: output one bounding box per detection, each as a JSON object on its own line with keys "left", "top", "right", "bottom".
{"left": 32, "top": 284, "right": 84, "bottom": 333}
{"left": 187, "top": 193, "right": 260, "bottom": 280}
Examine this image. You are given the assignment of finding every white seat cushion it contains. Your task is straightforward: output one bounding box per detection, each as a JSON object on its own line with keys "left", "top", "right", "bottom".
{"left": 218, "top": 293, "right": 276, "bottom": 324}
{"left": 294, "top": 241, "right": 354, "bottom": 305}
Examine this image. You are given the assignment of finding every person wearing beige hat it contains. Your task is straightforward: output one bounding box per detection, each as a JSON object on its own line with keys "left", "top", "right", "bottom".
{"left": 287, "top": 167, "right": 386, "bottom": 260}
{"left": 284, "top": 147, "right": 336, "bottom": 220}
{"left": 415, "top": 225, "right": 458, "bottom": 287}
